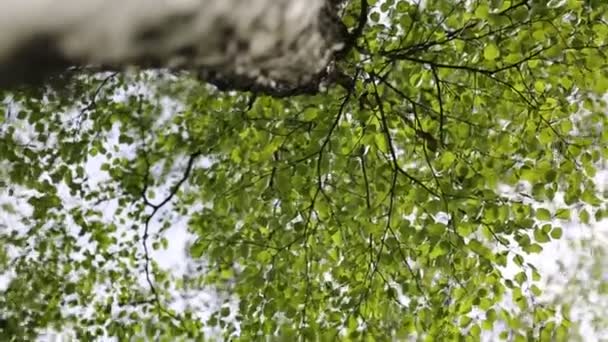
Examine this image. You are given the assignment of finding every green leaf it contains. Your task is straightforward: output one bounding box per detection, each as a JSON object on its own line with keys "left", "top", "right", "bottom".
{"left": 474, "top": 4, "right": 490, "bottom": 18}
{"left": 427, "top": 223, "right": 446, "bottom": 237}
{"left": 536, "top": 208, "right": 551, "bottom": 221}
{"left": 550, "top": 227, "right": 563, "bottom": 239}
{"left": 534, "top": 228, "right": 550, "bottom": 243}
{"left": 556, "top": 209, "right": 571, "bottom": 220}
{"left": 302, "top": 107, "right": 319, "bottom": 121}
{"left": 483, "top": 44, "right": 500, "bottom": 60}
{"left": 189, "top": 241, "right": 206, "bottom": 258}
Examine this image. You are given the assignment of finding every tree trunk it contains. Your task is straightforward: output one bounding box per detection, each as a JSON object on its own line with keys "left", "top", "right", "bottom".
{"left": 0, "top": 0, "right": 348, "bottom": 93}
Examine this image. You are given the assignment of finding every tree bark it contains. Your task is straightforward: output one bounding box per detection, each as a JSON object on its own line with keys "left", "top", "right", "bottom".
{"left": 0, "top": 0, "right": 348, "bottom": 93}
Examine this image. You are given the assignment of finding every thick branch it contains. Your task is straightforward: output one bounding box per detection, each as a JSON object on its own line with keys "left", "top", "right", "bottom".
{"left": 0, "top": 0, "right": 350, "bottom": 94}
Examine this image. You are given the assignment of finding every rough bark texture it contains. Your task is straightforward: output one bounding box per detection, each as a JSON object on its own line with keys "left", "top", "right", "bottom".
{"left": 0, "top": 0, "right": 349, "bottom": 93}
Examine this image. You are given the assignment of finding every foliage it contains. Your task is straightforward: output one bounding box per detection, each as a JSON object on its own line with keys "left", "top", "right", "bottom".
{"left": 545, "top": 223, "right": 608, "bottom": 341}
{"left": 1, "top": 0, "right": 608, "bottom": 340}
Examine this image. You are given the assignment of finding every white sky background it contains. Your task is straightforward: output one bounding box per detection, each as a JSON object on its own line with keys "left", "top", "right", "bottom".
{"left": 1, "top": 2, "right": 608, "bottom": 340}
{"left": 495, "top": 170, "right": 608, "bottom": 341}
{"left": 375, "top": 0, "right": 608, "bottom": 339}
{"left": 1, "top": 74, "right": 607, "bottom": 341}
{"left": 0, "top": 82, "right": 238, "bottom": 341}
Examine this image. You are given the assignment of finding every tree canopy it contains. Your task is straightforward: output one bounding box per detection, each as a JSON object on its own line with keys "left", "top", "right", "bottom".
{"left": 1, "top": 0, "right": 608, "bottom": 340}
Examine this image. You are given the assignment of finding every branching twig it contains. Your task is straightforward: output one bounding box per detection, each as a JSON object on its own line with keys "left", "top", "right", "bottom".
{"left": 140, "top": 150, "right": 201, "bottom": 319}
{"left": 336, "top": 0, "right": 369, "bottom": 58}
{"left": 430, "top": 66, "right": 445, "bottom": 146}
{"left": 370, "top": 78, "right": 440, "bottom": 199}
{"left": 71, "top": 72, "right": 118, "bottom": 129}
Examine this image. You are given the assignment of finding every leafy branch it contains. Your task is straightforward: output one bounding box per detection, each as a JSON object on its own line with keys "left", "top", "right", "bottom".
{"left": 139, "top": 150, "right": 201, "bottom": 320}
